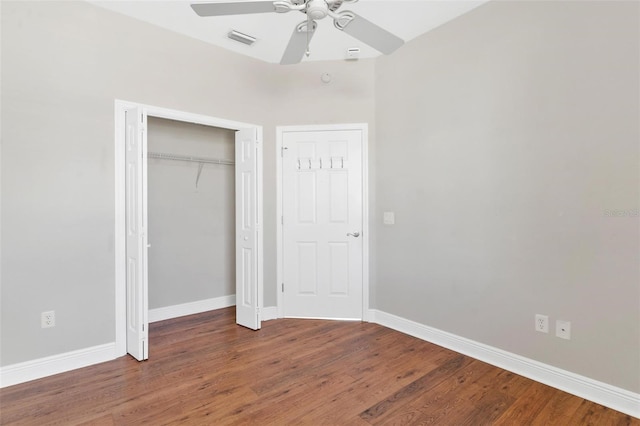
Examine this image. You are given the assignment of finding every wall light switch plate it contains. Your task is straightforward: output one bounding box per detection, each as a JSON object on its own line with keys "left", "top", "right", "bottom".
{"left": 383, "top": 212, "right": 395, "bottom": 225}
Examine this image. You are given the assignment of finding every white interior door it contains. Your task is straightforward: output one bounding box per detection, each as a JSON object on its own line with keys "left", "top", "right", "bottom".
{"left": 235, "top": 128, "right": 260, "bottom": 329}
{"left": 282, "top": 129, "right": 363, "bottom": 319}
{"left": 125, "top": 107, "right": 149, "bottom": 360}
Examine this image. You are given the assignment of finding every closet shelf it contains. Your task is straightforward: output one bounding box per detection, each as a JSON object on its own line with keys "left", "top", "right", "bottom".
{"left": 148, "top": 151, "right": 235, "bottom": 166}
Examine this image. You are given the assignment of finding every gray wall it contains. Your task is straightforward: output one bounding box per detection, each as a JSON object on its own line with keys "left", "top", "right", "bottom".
{"left": 147, "top": 118, "right": 235, "bottom": 309}
{"left": 0, "top": 0, "right": 375, "bottom": 365}
{"left": 374, "top": 1, "right": 639, "bottom": 392}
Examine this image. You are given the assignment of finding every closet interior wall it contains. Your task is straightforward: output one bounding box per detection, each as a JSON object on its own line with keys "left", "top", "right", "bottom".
{"left": 147, "top": 117, "right": 236, "bottom": 311}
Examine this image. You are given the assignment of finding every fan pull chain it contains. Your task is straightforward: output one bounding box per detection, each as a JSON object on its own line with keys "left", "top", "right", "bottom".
{"left": 306, "top": 16, "right": 311, "bottom": 57}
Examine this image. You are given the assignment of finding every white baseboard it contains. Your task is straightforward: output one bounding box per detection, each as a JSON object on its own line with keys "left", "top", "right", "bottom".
{"left": 0, "top": 343, "right": 116, "bottom": 388}
{"left": 261, "top": 306, "right": 278, "bottom": 321}
{"left": 369, "top": 309, "right": 640, "bottom": 419}
{"left": 149, "top": 295, "right": 236, "bottom": 323}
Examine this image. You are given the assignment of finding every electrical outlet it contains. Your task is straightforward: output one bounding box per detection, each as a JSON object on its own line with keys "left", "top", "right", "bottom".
{"left": 535, "top": 314, "right": 549, "bottom": 333}
{"left": 556, "top": 320, "right": 571, "bottom": 340}
{"left": 41, "top": 311, "right": 55, "bottom": 328}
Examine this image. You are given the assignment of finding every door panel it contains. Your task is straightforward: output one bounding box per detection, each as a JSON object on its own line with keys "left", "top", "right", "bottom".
{"left": 297, "top": 172, "right": 317, "bottom": 224}
{"left": 235, "top": 128, "right": 260, "bottom": 330}
{"left": 329, "top": 172, "right": 349, "bottom": 222}
{"left": 328, "top": 242, "right": 349, "bottom": 295}
{"left": 283, "top": 130, "right": 363, "bottom": 319}
{"left": 297, "top": 242, "right": 318, "bottom": 295}
{"left": 125, "top": 107, "right": 148, "bottom": 361}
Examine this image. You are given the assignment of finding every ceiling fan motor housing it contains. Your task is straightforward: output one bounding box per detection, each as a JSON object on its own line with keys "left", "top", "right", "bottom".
{"left": 306, "top": 0, "right": 329, "bottom": 20}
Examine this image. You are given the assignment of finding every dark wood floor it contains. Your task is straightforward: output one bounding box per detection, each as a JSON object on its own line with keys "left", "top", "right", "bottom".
{"left": 1, "top": 307, "right": 637, "bottom": 425}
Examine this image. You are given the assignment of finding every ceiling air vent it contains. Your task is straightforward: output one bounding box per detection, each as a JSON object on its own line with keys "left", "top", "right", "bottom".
{"left": 227, "top": 30, "right": 257, "bottom": 46}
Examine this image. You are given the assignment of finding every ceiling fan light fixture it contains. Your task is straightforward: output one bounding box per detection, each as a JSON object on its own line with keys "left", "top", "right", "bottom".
{"left": 333, "top": 11, "right": 354, "bottom": 30}
{"left": 306, "top": 0, "right": 328, "bottom": 20}
{"left": 275, "top": 1, "right": 307, "bottom": 13}
{"left": 227, "top": 30, "right": 257, "bottom": 46}
{"left": 296, "top": 20, "right": 317, "bottom": 33}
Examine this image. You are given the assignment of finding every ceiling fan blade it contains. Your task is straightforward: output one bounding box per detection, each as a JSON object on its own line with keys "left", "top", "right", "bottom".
{"left": 191, "top": 1, "right": 276, "bottom": 17}
{"left": 340, "top": 12, "right": 404, "bottom": 55}
{"left": 280, "top": 21, "right": 317, "bottom": 65}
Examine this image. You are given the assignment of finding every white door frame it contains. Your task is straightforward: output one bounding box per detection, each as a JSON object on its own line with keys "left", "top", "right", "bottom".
{"left": 114, "top": 99, "right": 264, "bottom": 356}
{"left": 276, "top": 123, "right": 369, "bottom": 321}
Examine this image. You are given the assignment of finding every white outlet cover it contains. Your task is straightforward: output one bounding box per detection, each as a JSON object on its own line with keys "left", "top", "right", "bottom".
{"left": 556, "top": 320, "right": 571, "bottom": 340}
{"left": 41, "top": 311, "right": 55, "bottom": 328}
{"left": 535, "top": 314, "right": 549, "bottom": 333}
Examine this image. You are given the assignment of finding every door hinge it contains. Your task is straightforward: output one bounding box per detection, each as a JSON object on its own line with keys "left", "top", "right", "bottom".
{"left": 282, "top": 283, "right": 284, "bottom": 292}
{"left": 281, "top": 146, "right": 288, "bottom": 157}
{"left": 281, "top": 215, "right": 284, "bottom": 225}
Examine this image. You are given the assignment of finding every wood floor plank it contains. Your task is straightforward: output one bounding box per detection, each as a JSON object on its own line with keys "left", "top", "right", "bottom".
{"left": 1, "top": 307, "right": 637, "bottom": 425}
{"left": 359, "top": 354, "right": 475, "bottom": 422}
{"left": 567, "top": 399, "right": 639, "bottom": 426}
{"left": 529, "top": 388, "right": 585, "bottom": 425}
{"left": 410, "top": 364, "right": 518, "bottom": 425}
{"left": 366, "top": 359, "right": 498, "bottom": 425}
{"left": 75, "top": 413, "right": 116, "bottom": 426}
{"left": 492, "top": 381, "right": 559, "bottom": 425}
{"left": 291, "top": 343, "right": 452, "bottom": 424}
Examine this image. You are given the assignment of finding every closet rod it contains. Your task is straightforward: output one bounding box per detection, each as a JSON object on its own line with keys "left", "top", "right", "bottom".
{"left": 147, "top": 151, "right": 235, "bottom": 166}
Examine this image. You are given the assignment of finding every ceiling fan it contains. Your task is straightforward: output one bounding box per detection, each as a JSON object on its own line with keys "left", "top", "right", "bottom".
{"left": 190, "top": 0, "right": 404, "bottom": 64}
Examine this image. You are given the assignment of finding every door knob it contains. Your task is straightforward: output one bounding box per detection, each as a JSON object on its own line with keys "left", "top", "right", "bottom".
{"left": 347, "top": 232, "right": 360, "bottom": 238}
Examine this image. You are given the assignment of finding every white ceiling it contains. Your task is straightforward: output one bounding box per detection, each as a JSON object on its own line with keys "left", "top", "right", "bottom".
{"left": 89, "top": 0, "right": 488, "bottom": 64}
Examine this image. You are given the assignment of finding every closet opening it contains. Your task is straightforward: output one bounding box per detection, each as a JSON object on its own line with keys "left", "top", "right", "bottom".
{"left": 114, "top": 100, "right": 263, "bottom": 361}
{"left": 147, "top": 118, "right": 236, "bottom": 323}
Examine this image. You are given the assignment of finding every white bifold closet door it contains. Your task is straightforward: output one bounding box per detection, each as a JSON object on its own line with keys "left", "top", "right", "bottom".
{"left": 235, "top": 128, "right": 260, "bottom": 330}
{"left": 125, "top": 107, "right": 149, "bottom": 361}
